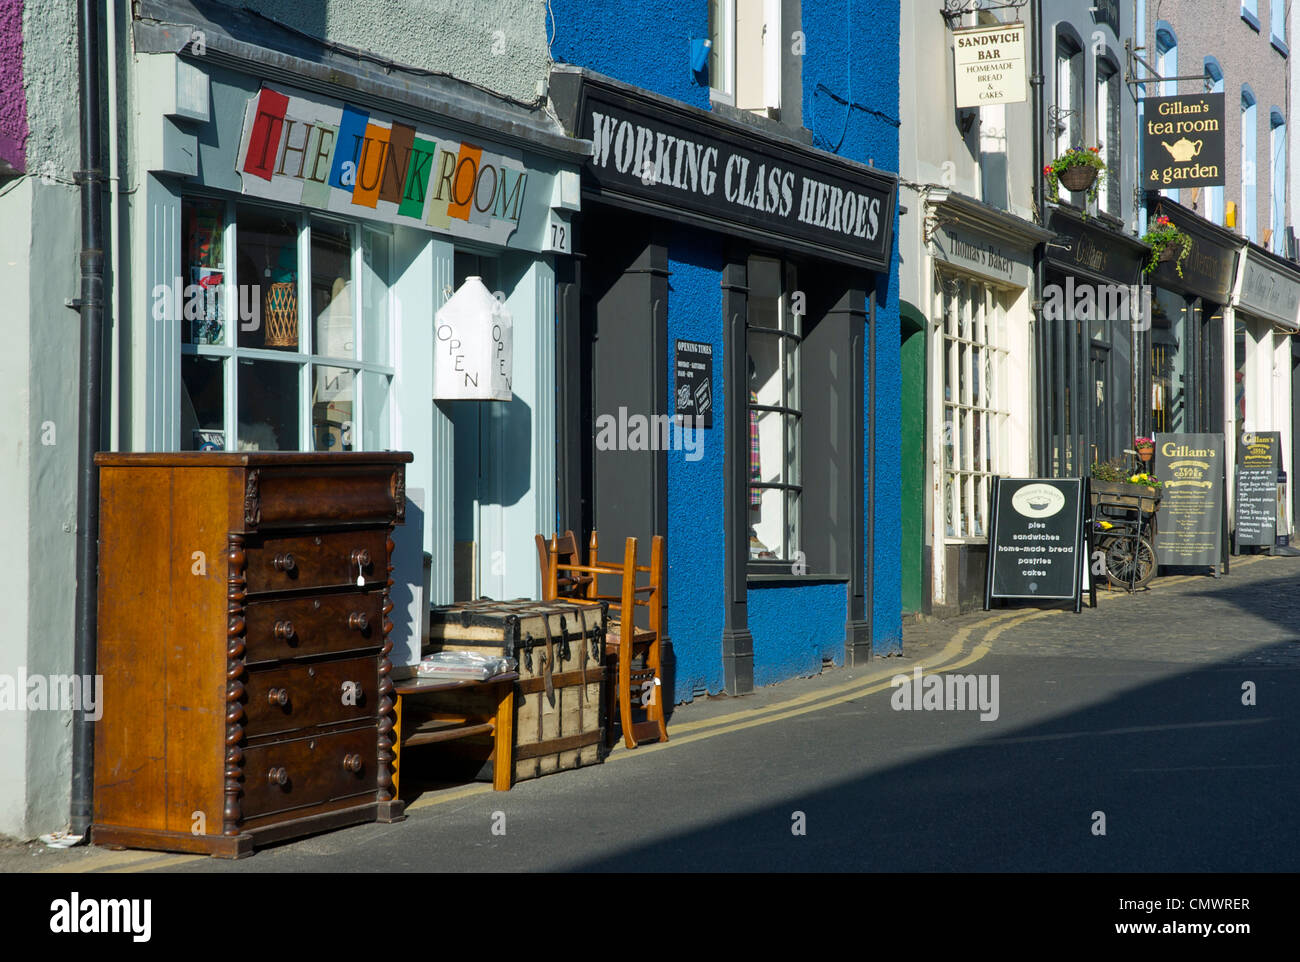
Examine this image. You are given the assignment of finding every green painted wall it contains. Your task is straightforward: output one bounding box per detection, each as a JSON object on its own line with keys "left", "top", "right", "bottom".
{"left": 900, "top": 304, "right": 926, "bottom": 614}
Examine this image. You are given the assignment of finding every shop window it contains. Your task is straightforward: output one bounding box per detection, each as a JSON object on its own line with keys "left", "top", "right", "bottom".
{"left": 938, "top": 273, "right": 1010, "bottom": 540}
{"left": 178, "top": 197, "right": 394, "bottom": 452}
{"left": 709, "top": 0, "right": 780, "bottom": 114}
{"left": 747, "top": 255, "right": 800, "bottom": 561}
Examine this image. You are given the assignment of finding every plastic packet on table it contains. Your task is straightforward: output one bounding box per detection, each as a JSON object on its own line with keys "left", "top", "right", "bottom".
{"left": 416, "top": 650, "right": 517, "bottom": 679}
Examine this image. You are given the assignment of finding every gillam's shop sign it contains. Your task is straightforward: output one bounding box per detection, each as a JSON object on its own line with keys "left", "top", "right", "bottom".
{"left": 573, "top": 86, "right": 895, "bottom": 270}
{"left": 237, "top": 85, "right": 528, "bottom": 246}
{"left": 1142, "top": 93, "right": 1226, "bottom": 189}
{"left": 952, "top": 23, "right": 1027, "bottom": 109}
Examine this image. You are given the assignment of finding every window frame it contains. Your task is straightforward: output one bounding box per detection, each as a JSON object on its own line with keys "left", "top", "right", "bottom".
{"left": 1242, "top": 86, "right": 1259, "bottom": 243}
{"left": 1270, "top": 107, "right": 1286, "bottom": 253}
{"left": 1054, "top": 30, "right": 1084, "bottom": 160}
{"left": 937, "top": 270, "right": 1011, "bottom": 543}
{"left": 710, "top": 0, "right": 781, "bottom": 114}
{"left": 1095, "top": 52, "right": 1121, "bottom": 218}
{"left": 178, "top": 193, "right": 396, "bottom": 454}
{"left": 746, "top": 253, "right": 802, "bottom": 569}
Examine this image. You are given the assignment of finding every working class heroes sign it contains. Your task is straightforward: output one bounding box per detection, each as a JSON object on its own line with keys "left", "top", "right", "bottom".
{"left": 237, "top": 85, "right": 529, "bottom": 247}
{"left": 574, "top": 87, "right": 895, "bottom": 270}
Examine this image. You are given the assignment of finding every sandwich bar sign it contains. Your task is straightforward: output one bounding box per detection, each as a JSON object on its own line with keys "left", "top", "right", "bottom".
{"left": 555, "top": 77, "right": 896, "bottom": 270}
{"left": 952, "top": 23, "right": 1027, "bottom": 108}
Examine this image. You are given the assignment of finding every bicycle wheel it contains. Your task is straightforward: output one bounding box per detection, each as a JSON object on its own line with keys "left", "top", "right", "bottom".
{"left": 1105, "top": 535, "right": 1157, "bottom": 590}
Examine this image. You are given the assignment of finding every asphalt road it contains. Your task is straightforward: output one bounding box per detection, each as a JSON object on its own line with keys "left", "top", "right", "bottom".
{"left": 6, "top": 552, "right": 1298, "bottom": 873}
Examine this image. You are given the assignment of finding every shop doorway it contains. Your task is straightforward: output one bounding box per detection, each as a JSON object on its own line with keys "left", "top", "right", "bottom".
{"left": 579, "top": 208, "right": 668, "bottom": 564}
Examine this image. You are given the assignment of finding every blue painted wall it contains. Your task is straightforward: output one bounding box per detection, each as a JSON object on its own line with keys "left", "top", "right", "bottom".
{"left": 551, "top": 0, "right": 903, "bottom": 687}
{"left": 799, "top": 0, "right": 903, "bottom": 654}
{"left": 666, "top": 227, "right": 726, "bottom": 700}
{"left": 549, "top": 1, "right": 709, "bottom": 107}
{"left": 749, "top": 582, "right": 847, "bottom": 686}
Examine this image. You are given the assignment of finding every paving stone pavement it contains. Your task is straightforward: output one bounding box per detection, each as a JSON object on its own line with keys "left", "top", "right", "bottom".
{"left": 903, "top": 553, "right": 1300, "bottom": 666}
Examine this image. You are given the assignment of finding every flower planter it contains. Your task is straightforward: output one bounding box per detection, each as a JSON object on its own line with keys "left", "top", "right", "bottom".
{"left": 1058, "top": 164, "right": 1098, "bottom": 193}
{"left": 1091, "top": 479, "right": 1162, "bottom": 511}
{"left": 1137, "top": 446, "right": 1154, "bottom": 463}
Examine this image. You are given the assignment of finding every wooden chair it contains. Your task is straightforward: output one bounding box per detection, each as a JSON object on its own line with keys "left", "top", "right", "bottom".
{"left": 535, "top": 530, "right": 593, "bottom": 599}
{"left": 540, "top": 531, "right": 668, "bottom": 749}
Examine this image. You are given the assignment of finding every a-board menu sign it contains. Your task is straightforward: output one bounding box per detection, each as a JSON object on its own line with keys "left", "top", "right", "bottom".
{"left": 985, "top": 478, "right": 1085, "bottom": 608}
{"left": 1153, "top": 433, "right": 1225, "bottom": 567}
{"left": 1236, "top": 431, "right": 1281, "bottom": 546}
{"left": 673, "top": 339, "right": 714, "bottom": 428}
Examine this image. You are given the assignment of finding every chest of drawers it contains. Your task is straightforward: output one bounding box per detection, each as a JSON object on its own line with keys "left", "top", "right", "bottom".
{"left": 91, "top": 452, "right": 412, "bottom": 858}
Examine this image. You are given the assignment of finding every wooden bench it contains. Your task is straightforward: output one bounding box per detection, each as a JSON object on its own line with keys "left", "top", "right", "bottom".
{"left": 392, "top": 672, "right": 518, "bottom": 793}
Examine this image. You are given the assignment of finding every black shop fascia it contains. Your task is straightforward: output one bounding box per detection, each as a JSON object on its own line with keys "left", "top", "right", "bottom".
{"left": 1142, "top": 198, "right": 1239, "bottom": 438}
{"left": 547, "top": 67, "right": 898, "bottom": 688}
{"left": 1039, "top": 205, "right": 1150, "bottom": 475}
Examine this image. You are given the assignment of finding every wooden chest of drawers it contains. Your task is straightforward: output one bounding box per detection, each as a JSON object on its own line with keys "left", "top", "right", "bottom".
{"left": 91, "top": 452, "right": 412, "bottom": 858}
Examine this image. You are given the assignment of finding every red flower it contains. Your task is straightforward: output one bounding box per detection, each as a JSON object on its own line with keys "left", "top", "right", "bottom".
{"left": 1089, "top": 146, "right": 1100, "bottom": 152}
{"left": 1043, "top": 164, "right": 1052, "bottom": 175}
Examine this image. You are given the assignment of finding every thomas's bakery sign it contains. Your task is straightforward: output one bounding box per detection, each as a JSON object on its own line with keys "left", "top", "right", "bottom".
{"left": 237, "top": 84, "right": 528, "bottom": 247}
{"left": 555, "top": 77, "right": 895, "bottom": 270}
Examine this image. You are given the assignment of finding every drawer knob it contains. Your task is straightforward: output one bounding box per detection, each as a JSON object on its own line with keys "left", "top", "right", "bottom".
{"left": 274, "top": 620, "right": 295, "bottom": 641}
{"left": 348, "top": 611, "right": 368, "bottom": 631}
{"left": 342, "top": 754, "right": 363, "bottom": 773}
{"left": 272, "top": 552, "right": 296, "bottom": 572}
{"left": 267, "top": 687, "right": 290, "bottom": 707}
{"left": 350, "top": 548, "right": 372, "bottom": 568}
{"left": 267, "top": 766, "right": 288, "bottom": 786}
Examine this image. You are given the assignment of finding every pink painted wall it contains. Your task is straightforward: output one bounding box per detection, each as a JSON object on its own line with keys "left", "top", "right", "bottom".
{"left": 0, "top": 0, "right": 28, "bottom": 172}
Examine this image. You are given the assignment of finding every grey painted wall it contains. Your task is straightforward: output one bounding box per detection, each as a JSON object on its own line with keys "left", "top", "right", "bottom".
{"left": 1041, "top": 0, "right": 1139, "bottom": 234}
{"left": 238, "top": 0, "right": 552, "bottom": 105}
{"left": 0, "top": 0, "right": 83, "bottom": 839}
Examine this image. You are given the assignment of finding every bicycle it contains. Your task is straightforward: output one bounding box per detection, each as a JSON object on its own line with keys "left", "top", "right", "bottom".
{"left": 1090, "top": 460, "right": 1161, "bottom": 591}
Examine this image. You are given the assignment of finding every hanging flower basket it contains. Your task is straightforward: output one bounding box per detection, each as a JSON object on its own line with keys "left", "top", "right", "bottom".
{"left": 1141, "top": 216, "right": 1192, "bottom": 278}
{"left": 1059, "top": 164, "right": 1099, "bottom": 193}
{"left": 1044, "top": 146, "right": 1107, "bottom": 207}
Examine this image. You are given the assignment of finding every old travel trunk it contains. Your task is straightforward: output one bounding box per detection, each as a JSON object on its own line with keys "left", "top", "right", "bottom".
{"left": 427, "top": 599, "right": 608, "bottom": 780}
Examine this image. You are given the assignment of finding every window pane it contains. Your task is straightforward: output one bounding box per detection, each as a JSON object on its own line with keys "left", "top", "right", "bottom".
{"left": 181, "top": 199, "right": 227, "bottom": 346}
{"left": 181, "top": 354, "right": 225, "bottom": 450}
{"left": 362, "top": 230, "right": 391, "bottom": 364}
{"left": 312, "top": 365, "right": 354, "bottom": 452}
{"left": 238, "top": 207, "right": 300, "bottom": 352}
{"left": 363, "top": 370, "right": 392, "bottom": 450}
{"left": 312, "top": 220, "right": 355, "bottom": 360}
{"left": 237, "top": 359, "right": 299, "bottom": 450}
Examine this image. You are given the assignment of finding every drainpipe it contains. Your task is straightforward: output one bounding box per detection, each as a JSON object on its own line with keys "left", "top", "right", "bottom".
{"left": 70, "top": 0, "right": 105, "bottom": 838}
{"left": 1032, "top": 0, "right": 1047, "bottom": 474}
